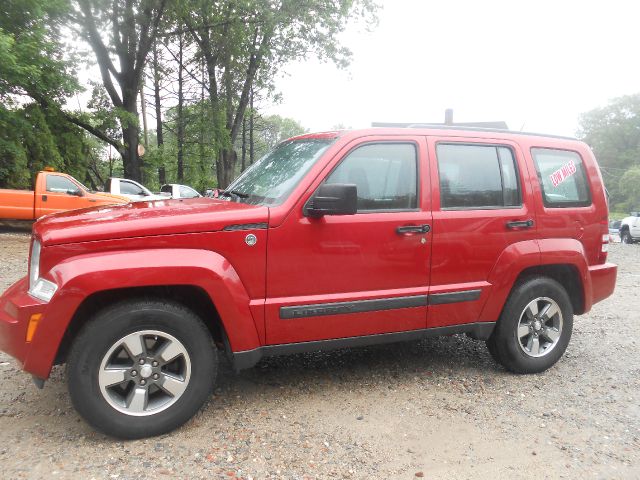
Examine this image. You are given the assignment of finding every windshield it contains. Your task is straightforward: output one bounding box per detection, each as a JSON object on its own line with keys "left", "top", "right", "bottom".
{"left": 223, "top": 139, "right": 334, "bottom": 206}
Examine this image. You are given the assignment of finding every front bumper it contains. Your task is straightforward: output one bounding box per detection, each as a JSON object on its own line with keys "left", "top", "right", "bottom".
{"left": 0, "top": 277, "right": 48, "bottom": 374}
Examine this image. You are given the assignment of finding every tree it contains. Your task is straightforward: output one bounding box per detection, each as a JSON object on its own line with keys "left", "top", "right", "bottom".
{"left": 578, "top": 94, "right": 640, "bottom": 211}
{"left": 72, "top": 0, "right": 167, "bottom": 182}
{"left": 618, "top": 166, "right": 640, "bottom": 212}
{"left": 240, "top": 113, "right": 306, "bottom": 166}
{"left": 0, "top": 0, "right": 96, "bottom": 189}
{"left": 180, "top": 0, "right": 378, "bottom": 188}
{"left": 0, "top": 0, "right": 79, "bottom": 104}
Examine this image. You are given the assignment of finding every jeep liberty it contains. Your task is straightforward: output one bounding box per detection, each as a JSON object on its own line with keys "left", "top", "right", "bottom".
{"left": 0, "top": 127, "right": 617, "bottom": 438}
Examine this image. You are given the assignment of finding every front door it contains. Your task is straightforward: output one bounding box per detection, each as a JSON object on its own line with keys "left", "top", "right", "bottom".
{"left": 36, "top": 174, "right": 89, "bottom": 217}
{"left": 265, "top": 136, "right": 432, "bottom": 345}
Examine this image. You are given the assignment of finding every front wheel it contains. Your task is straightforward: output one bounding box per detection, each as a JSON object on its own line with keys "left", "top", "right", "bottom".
{"left": 621, "top": 231, "right": 633, "bottom": 244}
{"left": 67, "top": 299, "right": 217, "bottom": 439}
{"left": 486, "top": 277, "right": 573, "bottom": 374}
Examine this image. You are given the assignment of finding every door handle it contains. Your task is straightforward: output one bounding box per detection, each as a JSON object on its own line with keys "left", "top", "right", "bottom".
{"left": 42, "top": 195, "right": 47, "bottom": 202}
{"left": 396, "top": 224, "right": 431, "bottom": 234}
{"left": 506, "top": 219, "right": 534, "bottom": 229}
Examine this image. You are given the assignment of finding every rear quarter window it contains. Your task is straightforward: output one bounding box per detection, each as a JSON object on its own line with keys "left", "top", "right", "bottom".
{"left": 531, "top": 148, "right": 591, "bottom": 208}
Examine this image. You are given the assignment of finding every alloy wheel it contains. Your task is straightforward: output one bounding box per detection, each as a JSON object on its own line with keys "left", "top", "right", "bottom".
{"left": 98, "top": 330, "right": 191, "bottom": 416}
{"left": 516, "top": 297, "right": 563, "bottom": 358}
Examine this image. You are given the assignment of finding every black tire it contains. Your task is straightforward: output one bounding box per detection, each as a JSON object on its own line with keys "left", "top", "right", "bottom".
{"left": 486, "top": 277, "right": 573, "bottom": 374}
{"left": 67, "top": 299, "right": 217, "bottom": 439}
{"left": 621, "top": 230, "right": 633, "bottom": 244}
{"left": 485, "top": 334, "right": 502, "bottom": 364}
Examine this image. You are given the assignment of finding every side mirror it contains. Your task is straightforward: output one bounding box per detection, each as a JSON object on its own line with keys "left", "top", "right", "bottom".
{"left": 67, "top": 189, "right": 83, "bottom": 197}
{"left": 305, "top": 183, "right": 357, "bottom": 217}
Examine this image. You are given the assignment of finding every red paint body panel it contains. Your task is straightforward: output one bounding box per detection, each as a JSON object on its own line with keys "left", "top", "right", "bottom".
{"left": 426, "top": 136, "right": 538, "bottom": 327}
{"left": 35, "top": 197, "right": 267, "bottom": 246}
{"left": 0, "top": 127, "right": 618, "bottom": 380}
{"left": 264, "top": 135, "right": 431, "bottom": 344}
{"left": 20, "top": 248, "right": 261, "bottom": 378}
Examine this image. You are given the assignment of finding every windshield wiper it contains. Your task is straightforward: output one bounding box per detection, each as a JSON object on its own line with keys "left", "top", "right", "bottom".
{"left": 219, "top": 189, "right": 249, "bottom": 199}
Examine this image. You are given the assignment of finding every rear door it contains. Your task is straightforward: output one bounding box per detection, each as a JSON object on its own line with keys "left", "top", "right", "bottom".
{"left": 426, "top": 136, "right": 537, "bottom": 328}
{"left": 265, "top": 136, "right": 432, "bottom": 345}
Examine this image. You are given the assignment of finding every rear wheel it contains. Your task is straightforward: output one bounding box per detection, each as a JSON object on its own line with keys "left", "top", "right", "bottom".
{"left": 486, "top": 277, "right": 573, "bottom": 374}
{"left": 621, "top": 230, "right": 633, "bottom": 244}
{"left": 67, "top": 299, "right": 217, "bottom": 439}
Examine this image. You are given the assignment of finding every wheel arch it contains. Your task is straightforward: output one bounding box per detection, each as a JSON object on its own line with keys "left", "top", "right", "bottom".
{"left": 479, "top": 239, "right": 590, "bottom": 323}
{"left": 512, "top": 264, "right": 584, "bottom": 315}
{"left": 54, "top": 285, "right": 227, "bottom": 365}
{"left": 24, "top": 248, "right": 262, "bottom": 379}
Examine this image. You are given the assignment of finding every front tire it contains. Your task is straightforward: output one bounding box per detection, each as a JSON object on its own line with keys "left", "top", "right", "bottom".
{"left": 621, "top": 230, "right": 633, "bottom": 244}
{"left": 486, "top": 277, "right": 573, "bottom": 374}
{"left": 67, "top": 299, "right": 217, "bottom": 439}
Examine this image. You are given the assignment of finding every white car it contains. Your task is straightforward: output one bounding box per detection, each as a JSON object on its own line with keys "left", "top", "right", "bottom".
{"left": 106, "top": 178, "right": 166, "bottom": 202}
{"left": 620, "top": 213, "right": 640, "bottom": 244}
{"left": 159, "top": 184, "right": 202, "bottom": 199}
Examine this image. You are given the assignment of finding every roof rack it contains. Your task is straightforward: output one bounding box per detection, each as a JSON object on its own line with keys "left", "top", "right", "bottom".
{"left": 373, "top": 123, "right": 578, "bottom": 141}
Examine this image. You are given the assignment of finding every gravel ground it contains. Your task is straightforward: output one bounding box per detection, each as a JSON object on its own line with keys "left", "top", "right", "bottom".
{"left": 0, "top": 231, "right": 638, "bottom": 479}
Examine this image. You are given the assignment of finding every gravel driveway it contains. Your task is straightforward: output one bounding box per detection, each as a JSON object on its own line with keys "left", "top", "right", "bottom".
{"left": 0, "top": 231, "right": 638, "bottom": 479}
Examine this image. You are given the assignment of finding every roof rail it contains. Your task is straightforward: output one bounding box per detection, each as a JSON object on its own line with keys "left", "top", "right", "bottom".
{"left": 376, "top": 124, "right": 578, "bottom": 141}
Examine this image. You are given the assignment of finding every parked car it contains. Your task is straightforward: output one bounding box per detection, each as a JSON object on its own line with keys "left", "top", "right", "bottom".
{"left": 0, "top": 127, "right": 617, "bottom": 439}
{"left": 106, "top": 177, "right": 166, "bottom": 201}
{"left": 159, "top": 184, "right": 202, "bottom": 199}
{"left": 0, "top": 170, "right": 128, "bottom": 221}
{"left": 619, "top": 212, "right": 640, "bottom": 244}
{"left": 608, "top": 220, "right": 621, "bottom": 242}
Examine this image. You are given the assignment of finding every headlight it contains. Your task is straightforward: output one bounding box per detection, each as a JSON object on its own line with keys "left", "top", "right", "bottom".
{"left": 28, "top": 238, "right": 57, "bottom": 303}
{"left": 29, "top": 239, "right": 41, "bottom": 290}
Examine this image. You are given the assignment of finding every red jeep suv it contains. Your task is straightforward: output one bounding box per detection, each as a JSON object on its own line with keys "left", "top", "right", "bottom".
{"left": 0, "top": 127, "right": 617, "bottom": 438}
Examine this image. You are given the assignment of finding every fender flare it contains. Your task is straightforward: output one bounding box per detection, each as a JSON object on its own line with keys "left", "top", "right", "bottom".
{"left": 24, "top": 248, "right": 261, "bottom": 378}
{"left": 478, "top": 239, "right": 590, "bottom": 323}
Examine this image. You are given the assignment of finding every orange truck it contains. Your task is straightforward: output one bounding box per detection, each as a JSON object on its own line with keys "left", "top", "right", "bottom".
{"left": 0, "top": 170, "right": 129, "bottom": 221}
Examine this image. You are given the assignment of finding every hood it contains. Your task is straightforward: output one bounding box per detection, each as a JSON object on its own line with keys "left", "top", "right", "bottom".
{"left": 91, "top": 191, "right": 130, "bottom": 203}
{"left": 34, "top": 197, "right": 269, "bottom": 246}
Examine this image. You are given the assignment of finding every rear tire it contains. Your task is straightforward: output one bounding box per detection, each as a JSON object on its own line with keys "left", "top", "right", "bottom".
{"left": 621, "top": 230, "right": 633, "bottom": 244}
{"left": 67, "top": 299, "right": 217, "bottom": 439}
{"left": 486, "top": 277, "right": 573, "bottom": 374}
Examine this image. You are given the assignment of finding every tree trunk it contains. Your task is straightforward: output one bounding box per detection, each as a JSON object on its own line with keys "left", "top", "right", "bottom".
{"left": 153, "top": 42, "right": 163, "bottom": 147}
{"left": 249, "top": 90, "right": 255, "bottom": 165}
{"left": 219, "top": 149, "right": 237, "bottom": 188}
{"left": 241, "top": 116, "right": 247, "bottom": 172}
{"left": 121, "top": 93, "right": 141, "bottom": 181}
{"left": 176, "top": 30, "right": 185, "bottom": 182}
{"left": 140, "top": 84, "right": 149, "bottom": 149}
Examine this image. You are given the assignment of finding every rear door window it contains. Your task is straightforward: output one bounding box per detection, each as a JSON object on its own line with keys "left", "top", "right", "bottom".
{"left": 436, "top": 144, "right": 521, "bottom": 209}
{"left": 531, "top": 148, "right": 591, "bottom": 207}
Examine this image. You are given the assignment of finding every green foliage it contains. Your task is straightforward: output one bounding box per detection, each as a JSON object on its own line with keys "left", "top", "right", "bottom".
{"left": 618, "top": 166, "right": 640, "bottom": 212}
{"left": 247, "top": 113, "right": 307, "bottom": 160}
{"left": 179, "top": 0, "right": 379, "bottom": 186}
{"left": 0, "top": 0, "right": 378, "bottom": 191}
{"left": 578, "top": 94, "right": 640, "bottom": 211}
{"left": 0, "top": 104, "right": 97, "bottom": 189}
{"left": 0, "top": 0, "right": 78, "bottom": 103}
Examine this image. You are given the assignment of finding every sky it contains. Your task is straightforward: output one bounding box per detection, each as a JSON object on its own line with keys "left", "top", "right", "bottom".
{"left": 262, "top": 0, "right": 640, "bottom": 137}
